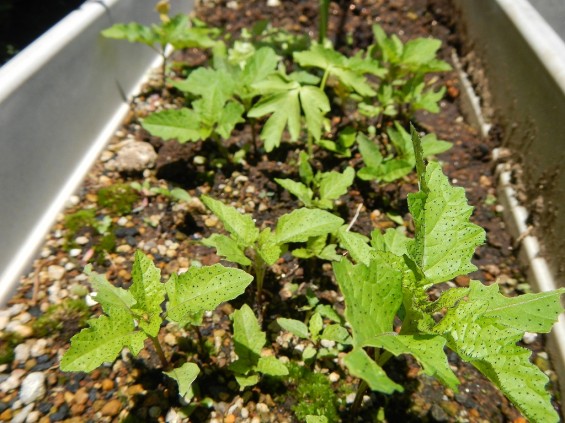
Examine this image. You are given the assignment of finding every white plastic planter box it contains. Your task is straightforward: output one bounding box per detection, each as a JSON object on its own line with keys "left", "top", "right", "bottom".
{"left": 453, "top": 0, "right": 565, "bottom": 405}
{"left": 0, "top": 0, "right": 193, "bottom": 305}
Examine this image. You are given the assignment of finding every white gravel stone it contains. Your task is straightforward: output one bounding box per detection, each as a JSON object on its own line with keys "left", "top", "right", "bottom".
{"left": 20, "top": 372, "right": 46, "bottom": 404}
{"left": 267, "top": 0, "right": 281, "bottom": 6}
{"left": 16, "top": 312, "right": 32, "bottom": 324}
{"left": 0, "top": 315, "right": 9, "bottom": 331}
{"left": 69, "top": 248, "right": 82, "bottom": 257}
{"left": 30, "top": 339, "right": 48, "bottom": 357}
{"left": 12, "top": 403, "right": 33, "bottom": 423}
{"left": 256, "top": 403, "right": 269, "bottom": 414}
{"left": 47, "top": 265, "right": 65, "bottom": 281}
{"left": 112, "top": 140, "right": 157, "bottom": 172}
{"left": 14, "top": 344, "right": 31, "bottom": 362}
{"left": 26, "top": 410, "right": 40, "bottom": 423}
{"left": 329, "top": 372, "right": 340, "bottom": 382}
{"left": 0, "top": 369, "right": 26, "bottom": 392}
{"left": 75, "top": 236, "right": 89, "bottom": 245}
{"left": 523, "top": 332, "right": 538, "bottom": 344}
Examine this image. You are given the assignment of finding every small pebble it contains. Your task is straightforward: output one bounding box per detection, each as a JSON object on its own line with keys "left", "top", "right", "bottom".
{"left": 101, "top": 399, "right": 122, "bottom": 417}
{"left": 256, "top": 403, "right": 269, "bottom": 414}
{"left": 75, "top": 236, "right": 89, "bottom": 245}
{"left": 20, "top": 372, "right": 46, "bottom": 404}
{"left": 47, "top": 265, "right": 65, "bottom": 281}
{"left": 14, "top": 343, "right": 31, "bottom": 362}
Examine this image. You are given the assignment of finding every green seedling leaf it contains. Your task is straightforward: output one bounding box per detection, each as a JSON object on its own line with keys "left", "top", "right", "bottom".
{"left": 402, "top": 38, "right": 451, "bottom": 71}
{"left": 201, "top": 195, "right": 259, "bottom": 246}
{"left": 169, "top": 188, "right": 192, "bottom": 202}
{"left": 230, "top": 304, "right": 265, "bottom": 376}
{"left": 202, "top": 234, "right": 251, "bottom": 266}
{"left": 256, "top": 228, "right": 282, "bottom": 266}
{"left": 318, "top": 167, "right": 355, "bottom": 202}
{"left": 306, "top": 416, "right": 328, "bottom": 423}
{"left": 164, "top": 362, "right": 200, "bottom": 398}
{"left": 235, "top": 374, "right": 260, "bottom": 389}
{"left": 142, "top": 108, "right": 203, "bottom": 143}
{"left": 216, "top": 101, "right": 245, "bottom": 139}
{"left": 274, "top": 208, "right": 343, "bottom": 244}
{"left": 357, "top": 132, "right": 383, "bottom": 172}
{"left": 299, "top": 85, "right": 331, "bottom": 142}
{"left": 336, "top": 226, "right": 373, "bottom": 266}
{"left": 129, "top": 250, "right": 165, "bottom": 337}
{"left": 371, "top": 227, "right": 410, "bottom": 256}
{"left": 240, "top": 47, "right": 280, "bottom": 87}
{"left": 333, "top": 253, "right": 404, "bottom": 347}
{"left": 309, "top": 312, "right": 324, "bottom": 340}
{"left": 101, "top": 23, "right": 158, "bottom": 47}
{"left": 257, "top": 356, "right": 288, "bottom": 376}
{"left": 344, "top": 348, "right": 402, "bottom": 394}
{"left": 367, "top": 334, "right": 459, "bottom": 389}
{"left": 432, "top": 281, "right": 565, "bottom": 422}
{"left": 166, "top": 265, "right": 253, "bottom": 326}
{"left": 407, "top": 126, "right": 484, "bottom": 285}
{"left": 277, "top": 318, "right": 309, "bottom": 339}
{"left": 321, "top": 324, "right": 351, "bottom": 345}
{"left": 61, "top": 311, "right": 146, "bottom": 372}
{"left": 85, "top": 265, "right": 135, "bottom": 316}
{"left": 275, "top": 178, "right": 314, "bottom": 207}
{"left": 298, "top": 151, "right": 314, "bottom": 185}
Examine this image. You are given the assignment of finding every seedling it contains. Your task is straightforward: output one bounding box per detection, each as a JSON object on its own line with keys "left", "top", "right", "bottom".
{"left": 60, "top": 250, "right": 253, "bottom": 398}
{"left": 229, "top": 304, "right": 288, "bottom": 388}
{"left": 275, "top": 151, "right": 355, "bottom": 211}
{"left": 334, "top": 126, "right": 564, "bottom": 422}
{"left": 357, "top": 122, "right": 451, "bottom": 182}
{"left": 130, "top": 180, "right": 191, "bottom": 202}
{"left": 200, "top": 194, "right": 343, "bottom": 300}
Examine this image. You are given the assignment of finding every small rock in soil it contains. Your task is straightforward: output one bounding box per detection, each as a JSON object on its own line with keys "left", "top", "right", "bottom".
{"left": 110, "top": 140, "right": 158, "bottom": 173}
{"left": 19, "top": 372, "right": 46, "bottom": 404}
{"left": 101, "top": 398, "right": 122, "bottom": 417}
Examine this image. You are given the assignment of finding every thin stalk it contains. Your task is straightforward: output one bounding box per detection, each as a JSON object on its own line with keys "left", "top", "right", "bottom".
{"left": 307, "top": 130, "right": 314, "bottom": 158}
{"left": 350, "top": 380, "right": 368, "bottom": 417}
{"left": 318, "top": 0, "right": 330, "bottom": 44}
{"left": 150, "top": 335, "right": 170, "bottom": 371}
{"left": 320, "top": 68, "right": 330, "bottom": 92}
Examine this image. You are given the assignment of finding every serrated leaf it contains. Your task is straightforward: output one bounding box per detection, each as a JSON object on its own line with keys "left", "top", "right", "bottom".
{"left": 277, "top": 318, "right": 309, "bottom": 339}
{"left": 240, "top": 47, "right": 280, "bottom": 87}
{"left": 216, "top": 101, "right": 245, "bottom": 139}
{"left": 142, "top": 108, "right": 202, "bottom": 143}
{"left": 202, "top": 234, "right": 251, "bottom": 266}
{"left": 275, "top": 178, "right": 314, "bottom": 207}
{"left": 367, "top": 334, "right": 459, "bottom": 389}
{"left": 402, "top": 38, "right": 442, "bottom": 68}
{"left": 371, "top": 227, "right": 410, "bottom": 256}
{"left": 299, "top": 86, "right": 330, "bottom": 142}
{"left": 309, "top": 312, "right": 324, "bottom": 340}
{"left": 165, "top": 265, "right": 253, "bottom": 326}
{"left": 321, "top": 324, "right": 351, "bottom": 344}
{"left": 201, "top": 195, "right": 259, "bottom": 246}
{"left": 61, "top": 312, "right": 146, "bottom": 372}
{"left": 336, "top": 226, "right": 373, "bottom": 266}
{"left": 129, "top": 250, "right": 164, "bottom": 337}
{"left": 85, "top": 265, "right": 135, "bottom": 317}
{"left": 274, "top": 208, "right": 343, "bottom": 244}
{"left": 248, "top": 77, "right": 301, "bottom": 152}
{"left": 231, "top": 304, "right": 265, "bottom": 371}
{"left": 344, "top": 348, "right": 403, "bottom": 394}
{"left": 333, "top": 253, "right": 404, "bottom": 347}
{"left": 101, "top": 23, "right": 157, "bottom": 47}
{"left": 408, "top": 129, "right": 485, "bottom": 285}
{"left": 432, "top": 281, "right": 564, "bottom": 422}
{"left": 164, "top": 362, "right": 200, "bottom": 398}
{"left": 257, "top": 356, "right": 288, "bottom": 376}
{"left": 318, "top": 167, "right": 355, "bottom": 202}
{"left": 256, "top": 228, "right": 282, "bottom": 266}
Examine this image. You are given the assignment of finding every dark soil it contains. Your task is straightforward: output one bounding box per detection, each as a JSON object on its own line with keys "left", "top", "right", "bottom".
{"left": 0, "top": 0, "right": 560, "bottom": 422}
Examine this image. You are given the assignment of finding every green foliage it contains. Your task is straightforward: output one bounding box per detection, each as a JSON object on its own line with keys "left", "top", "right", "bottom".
{"left": 61, "top": 250, "right": 253, "bottom": 398}
{"left": 229, "top": 304, "right": 288, "bottom": 388}
{"left": 97, "top": 183, "right": 139, "bottom": 215}
{"left": 63, "top": 209, "right": 115, "bottom": 259}
{"left": 357, "top": 122, "right": 451, "bottom": 183}
{"left": 201, "top": 194, "right": 343, "bottom": 292}
{"left": 285, "top": 362, "right": 340, "bottom": 422}
{"left": 0, "top": 332, "right": 22, "bottom": 365}
{"left": 276, "top": 152, "right": 355, "bottom": 210}
{"left": 360, "top": 24, "right": 451, "bottom": 119}
{"left": 131, "top": 180, "right": 191, "bottom": 202}
{"left": 333, "top": 126, "right": 564, "bottom": 422}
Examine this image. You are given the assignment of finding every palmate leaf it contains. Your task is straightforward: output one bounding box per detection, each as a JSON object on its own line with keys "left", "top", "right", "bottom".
{"left": 141, "top": 108, "right": 202, "bottom": 143}
{"left": 165, "top": 265, "right": 253, "bottom": 327}
{"left": 432, "top": 281, "right": 565, "bottom": 422}
{"left": 274, "top": 208, "right": 343, "bottom": 244}
{"left": 129, "top": 250, "right": 165, "bottom": 337}
{"left": 343, "top": 348, "right": 402, "bottom": 394}
{"left": 407, "top": 126, "right": 485, "bottom": 285}
{"left": 366, "top": 334, "right": 459, "bottom": 389}
{"left": 201, "top": 195, "right": 259, "bottom": 246}
{"left": 60, "top": 311, "right": 146, "bottom": 372}
{"left": 164, "top": 362, "right": 200, "bottom": 398}
{"left": 333, "top": 252, "right": 404, "bottom": 347}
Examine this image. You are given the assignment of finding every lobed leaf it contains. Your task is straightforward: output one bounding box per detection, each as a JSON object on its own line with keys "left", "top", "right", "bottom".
{"left": 333, "top": 252, "right": 404, "bottom": 347}
{"left": 343, "top": 348, "right": 402, "bottom": 394}
{"left": 141, "top": 108, "right": 202, "bottom": 143}
{"left": 165, "top": 265, "right": 253, "bottom": 326}
{"left": 201, "top": 195, "right": 259, "bottom": 246}
{"left": 202, "top": 233, "right": 251, "bottom": 266}
{"left": 85, "top": 265, "right": 135, "bottom": 317}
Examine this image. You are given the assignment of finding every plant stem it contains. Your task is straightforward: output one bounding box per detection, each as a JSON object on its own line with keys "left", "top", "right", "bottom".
{"left": 307, "top": 130, "right": 314, "bottom": 158}
{"left": 350, "top": 380, "right": 368, "bottom": 416}
{"left": 150, "top": 335, "right": 170, "bottom": 371}
{"left": 320, "top": 68, "right": 330, "bottom": 92}
{"left": 319, "top": 0, "right": 330, "bottom": 44}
